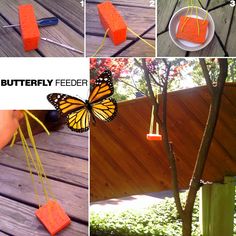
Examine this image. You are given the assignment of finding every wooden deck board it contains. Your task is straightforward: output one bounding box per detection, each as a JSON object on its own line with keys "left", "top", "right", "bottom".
{"left": 0, "top": 126, "right": 88, "bottom": 235}
{"left": 0, "top": 196, "right": 87, "bottom": 236}
{"left": 157, "top": 0, "right": 235, "bottom": 56}
{"left": 35, "top": 0, "right": 84, "bottom": 34}
{"left": 86, "top": 1, "right": 156, "bottom": 56}
{"left": 0, "top": 0, "right": 84, "bottom": 57}
{"left": 0, "top": 147, "right": 88, "bottom": 188}
{"left": 15, "top": 131, "right": 88, "bottom": 160}
{"left": 0, "top": 164, "right": 88, "bottom": 221}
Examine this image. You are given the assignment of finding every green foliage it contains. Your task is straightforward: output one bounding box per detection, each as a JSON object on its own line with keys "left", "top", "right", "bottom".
{"left": 90, "top": 192, "right": 200, "bottom": 236}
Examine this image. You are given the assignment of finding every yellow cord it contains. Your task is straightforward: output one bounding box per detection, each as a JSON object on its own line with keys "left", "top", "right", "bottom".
{"left": 24, "top": 110, "right": 50, "bottom": 136}
{"left": 24, "top": 112, "right": 49, "bottom": 202}
{"left": 127, "top": 27, "right": 155, "bottom": 50}
{"left": 10, "top": 130, "right": 18, "bottom": 147}
{"left": 18, "top": 125, "right": 41, "bottom": 208}
{"left": 91, "top": 28, "right": 110, "bottom": 57}
{"left": 195, "top": 6, "right": 200, "bottom": 36}
{"left": 149, "top": 105, "right": 154, "bottom": 134}
{"left": 10, "top": 110, "right": 55, "bottom": 205}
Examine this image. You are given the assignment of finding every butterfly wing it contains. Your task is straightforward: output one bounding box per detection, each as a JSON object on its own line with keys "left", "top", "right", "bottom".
{"left": 66, "top": 108, "right": 91, "bottom": 133}
{"left": 92, "top": 98, "right": 117, "bottom": 122}
{"left": 89, "top": 70, "right": 114, "bottom": 104}
{"left": 47, "top": 93, "right": 85, "bottom": 116}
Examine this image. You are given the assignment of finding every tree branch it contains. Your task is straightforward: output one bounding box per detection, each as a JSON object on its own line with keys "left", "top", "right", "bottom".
{"left": 142, "top": 58, "right": 184, "bottom": 219}
{"left": 185, "top": 58, "right": 228, "bottom": 214}
{"left": 199, "top": 59, "right": 214, "bottom": 96}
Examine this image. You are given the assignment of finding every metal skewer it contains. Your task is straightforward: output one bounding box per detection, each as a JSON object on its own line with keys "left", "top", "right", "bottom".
{"left": 41, "top": 37, "right": 83, "bottom": 54}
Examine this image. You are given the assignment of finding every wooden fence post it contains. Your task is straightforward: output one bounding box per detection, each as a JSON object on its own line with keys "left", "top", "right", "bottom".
{"left": 200, "top": 176, "right": 235, "bottom": 236}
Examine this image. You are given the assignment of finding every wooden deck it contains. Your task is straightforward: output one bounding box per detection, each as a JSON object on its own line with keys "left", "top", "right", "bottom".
{"left": 0, "top": 126, "right": 88, "bottom": 235}
{"left": 0, "top": 0, "right": 84, "bottom": 57}
{"left": 157, "top": 0, "right": 236, "bottom": 57}
{"left": 86, "top": 0, "right": 156, "bottom": 57}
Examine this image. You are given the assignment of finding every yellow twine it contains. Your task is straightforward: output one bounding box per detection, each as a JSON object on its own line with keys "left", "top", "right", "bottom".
{"left": 24, "top": 112, "right": 55, "bottom": 201}
{"left": 10, "top": 110, "right": 55, "bottom": 206}
{"left": 92, "top": 28, "right": 110, "bottom": 57}
{"left": 18, "top": 125, "right": 41, "bottom": 208}
{"left": 127, "top": 27, "right": 155, "bottom": 50}
{"left": 149, "top": 95, "right": 159, "bottom": 135}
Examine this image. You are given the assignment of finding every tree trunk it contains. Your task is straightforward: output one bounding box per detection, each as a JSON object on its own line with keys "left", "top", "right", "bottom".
{"left": 182, "top": 210, "right": 193, "bottom": 236}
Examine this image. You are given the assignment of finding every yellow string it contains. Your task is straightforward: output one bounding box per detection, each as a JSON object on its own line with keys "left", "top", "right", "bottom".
{"left": 24, "top": 110, "right": 50, "bottom": 136}
{"left": 24, "top": 112, "right": 49, "bottom": 202}
{"left": 195, "top": 6, "right": 200, "bottom": 36}
{"left": 10, "top": 130, "right": 18, "bottom": 147}
{"left": 127, "top": 27, "right": 155, "bottom": 50}
{"left": 18, "top": 125, "right": 41, "bottom": 208}
{"left": 92, "top": 28, "right": 110, "bottom": 57}
{"left": 149, "top": 105, "right": 154, "bottom": 134}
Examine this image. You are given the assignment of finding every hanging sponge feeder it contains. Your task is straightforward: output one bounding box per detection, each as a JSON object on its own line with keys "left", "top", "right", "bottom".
{"left": 147, "top": 98, "right": 162, "bottom": 141}
{"left": 11, "top": 110, "right": 71, "bottom": 235}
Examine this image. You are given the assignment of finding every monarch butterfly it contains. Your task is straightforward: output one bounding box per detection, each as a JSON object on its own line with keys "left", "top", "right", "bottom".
{"left": 47, "top": 70, "right": 117, "bottom": 133}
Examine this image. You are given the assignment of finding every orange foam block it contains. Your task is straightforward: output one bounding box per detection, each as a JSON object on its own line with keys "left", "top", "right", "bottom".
{"left": 176, "top": 16, "right": 209, "bottom": 44}
{"left": 97, "top": 1, "right": 127, "bottom": 45}
{"left": 146, "top": 134, "right": 162, "bottom": 141}
{"left": 35, "top": 200, "right": 71, "bottom": 236}
{"left": 19, "top": 4, "right": 40, "bottom": 51}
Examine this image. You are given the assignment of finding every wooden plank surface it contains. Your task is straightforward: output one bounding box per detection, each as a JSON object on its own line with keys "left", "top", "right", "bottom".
{"left": 226, "top": 6, "right": 236, "bottom": 56}
{"left": 0, "top": 165, "right": 88, "bottom": 221}
{"left": 0, "top": 146, "right": 88, "bottom": 188}
{"left": 15, "top": 131, "right": 88, "bottom": 160}
{"left": 86, "top": 1, "right": 155, "bottom": 56}
{"left": 0, "top": 196, "right": 87, "bottom": 236}
{"left": 35, "top": 0, "right": 84, "bottom": 34}
{"left": 0, "top": 0, "right": 84, "bottom": 57}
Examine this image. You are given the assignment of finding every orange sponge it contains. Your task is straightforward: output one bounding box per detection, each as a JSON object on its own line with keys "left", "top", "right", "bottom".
{"left": 35, "top": 200, "right": 71, "bottom": 236}
{"left": 146, "top": 134, "right": 162, "bottom": 141}
{"left": 19, "top": 4, "right": 40, "bottom": 51}
{"left": 97, "top": 1, "right": 127, "bottom": 45}
{"left": 176, "top": 16, "right": 208, "bottom": 44}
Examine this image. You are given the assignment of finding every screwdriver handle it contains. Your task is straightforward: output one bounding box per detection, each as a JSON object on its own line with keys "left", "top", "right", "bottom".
{"left": 37, "top": 17, "right": 59, "bottom": 27}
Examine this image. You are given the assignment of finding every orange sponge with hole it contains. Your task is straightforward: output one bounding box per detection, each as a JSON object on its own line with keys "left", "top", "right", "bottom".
{"left": 35, "top": 200, "right": 71, "bottom": 236}
{"left": 97, "top": 1, "right": 127, "bottom": 45}
{"left": 176, "top": 16, "right": 208, "bottom": 44}
{"left": 19, "top": 4, "right": 40, "bottom": 51}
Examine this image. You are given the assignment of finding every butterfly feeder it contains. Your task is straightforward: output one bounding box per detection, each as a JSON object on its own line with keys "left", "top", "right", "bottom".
{"left": 147, "top": 104, "right": 162, "bottom": 141}
{"left": 10, "top": 110, "right": 71, "bottom": 235}
{"left": 169, "top": 1, "right": 215, "bottom": 51}
{"left": 92, "top": 1, "right": 155, "bottom": 56}
{"left": 3, "top": 4, "right": 83, "bottom": 54}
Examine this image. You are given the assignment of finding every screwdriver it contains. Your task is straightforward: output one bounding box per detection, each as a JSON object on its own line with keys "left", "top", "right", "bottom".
{"left": 2, "top": 17, "right": 59, "bottom": 28}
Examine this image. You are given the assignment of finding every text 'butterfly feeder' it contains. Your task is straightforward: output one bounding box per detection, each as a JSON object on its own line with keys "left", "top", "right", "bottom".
{"left": 10, "top": 110, "right": 71, "bottom": 236}
{"left": 47, "top": 70, "right": 118, "bottom": 133}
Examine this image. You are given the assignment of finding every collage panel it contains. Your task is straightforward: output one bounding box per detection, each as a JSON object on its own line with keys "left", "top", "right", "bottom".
{"left": 0, "top": 110, "right": 88, "bottom": 235}
{"left": 89, "top": 57, "right": 236, "bottom": 236}
{"left": 86, "top": 0, "right": 156, "bottom": 57}
{"left": 157, "top": 0, "right": 236, "bottom": 57}
{"left": 0, "top": 0, "right": 235, "bottom": 235}
{"left": 0, "top": 0, "right": 84, "bottom": 57}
